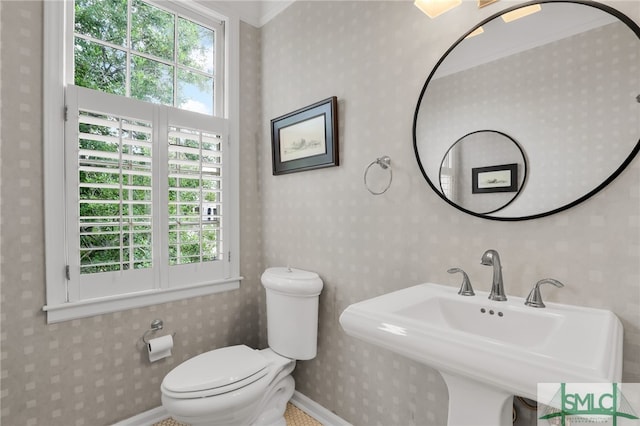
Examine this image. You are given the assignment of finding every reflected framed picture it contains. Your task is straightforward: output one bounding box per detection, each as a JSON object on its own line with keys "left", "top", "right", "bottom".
{"left": 271, "top": 97, "right": 338, "bottom": 175}
{"left": 472, "top": 163, "right": 518, "bottom": 193}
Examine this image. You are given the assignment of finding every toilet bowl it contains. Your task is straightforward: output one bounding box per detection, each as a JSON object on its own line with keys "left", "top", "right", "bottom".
{"left": 160, "top": 267, "right": 323, "bottom": 426}
{"left": 161, "top": 345, "right": 295, "bottom": 426}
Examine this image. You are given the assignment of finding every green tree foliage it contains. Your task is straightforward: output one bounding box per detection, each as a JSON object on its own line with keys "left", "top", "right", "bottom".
{"left": 74, "top": 0, "right": 214, "bottom": 106}
{"left": 78, "top": 114, "right": 153, "bottom": 273}
{"left": 74, "top": 0, "right": 127, "bottom": 95}
{"left": 167, "top": 133, "right": 221, "bottom": 265}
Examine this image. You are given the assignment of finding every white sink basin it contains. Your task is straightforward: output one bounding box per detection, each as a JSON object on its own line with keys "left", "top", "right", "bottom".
{"left": 340, "top": 283, "right": 623, "bottom": 425}
{"left": 394, "top": 294, "right": 561, "bottom": 348}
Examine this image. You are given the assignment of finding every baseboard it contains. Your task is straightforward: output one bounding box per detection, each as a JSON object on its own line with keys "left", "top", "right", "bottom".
{"left": 113, "top": 391, "right": 351, "bottom": 426}
{"left": 290, "top": 391, "right": 352, "bottom": 426}
{"left": 112, "top": 406, "right": 169, "bottom": 426}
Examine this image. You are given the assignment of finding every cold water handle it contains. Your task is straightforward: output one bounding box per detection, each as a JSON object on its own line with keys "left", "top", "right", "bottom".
{"left": 525, "top": 278, "right": 564, "bottom": 308}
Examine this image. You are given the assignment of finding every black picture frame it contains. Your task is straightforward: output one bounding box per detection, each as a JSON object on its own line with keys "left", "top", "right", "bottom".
{"left": 472, "top": 163, "right": 518, "bottom": 193}
{"left": 271, "top": 97, "right": 339, "bottom": 175}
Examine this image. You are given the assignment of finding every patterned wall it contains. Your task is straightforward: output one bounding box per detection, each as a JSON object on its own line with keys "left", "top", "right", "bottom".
{"left": 260, "top": 1, "right": 640, "bottom": 425}
{"left": 0, "top": 2, "right": 264, "bottom": 424}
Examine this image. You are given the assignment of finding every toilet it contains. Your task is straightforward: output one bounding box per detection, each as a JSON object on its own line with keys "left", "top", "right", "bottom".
{"left": 160, "top": 267, "right": 323, "bottom": 426}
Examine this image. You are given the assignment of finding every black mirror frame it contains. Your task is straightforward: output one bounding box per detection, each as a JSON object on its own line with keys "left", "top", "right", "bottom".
{"left": 412, "top": 0, "right": 640, "bottom": 221}
{"left": 438, "top": 130, "right": 528, "bottom": 215}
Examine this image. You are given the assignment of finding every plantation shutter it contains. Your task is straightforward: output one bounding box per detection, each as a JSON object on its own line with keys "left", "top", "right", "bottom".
{"left": 165, "top": 107, "right": 229, "bottom": 287}
{"left": 65, "top": 85, "right": 229, "bottom": 302}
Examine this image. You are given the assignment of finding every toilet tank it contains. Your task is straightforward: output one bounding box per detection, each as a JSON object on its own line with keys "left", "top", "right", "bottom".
{"left": 261, "top": 267, "right": 323, "bottom": 360}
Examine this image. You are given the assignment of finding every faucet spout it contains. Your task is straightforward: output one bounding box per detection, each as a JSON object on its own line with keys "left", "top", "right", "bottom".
{"left": 481, "top": 249, "right": 507, "bottom": 301}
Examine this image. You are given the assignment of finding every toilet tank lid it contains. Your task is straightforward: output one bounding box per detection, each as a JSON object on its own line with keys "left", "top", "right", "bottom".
{"left": 261, "top": 267, "right": 323, "bottom": 295}
{"left": 162, "top": 345, "right": 268, "bottom": 393}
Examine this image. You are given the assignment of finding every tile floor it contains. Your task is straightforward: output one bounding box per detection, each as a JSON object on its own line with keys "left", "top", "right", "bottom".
{"left": 152, "top": 403, "right": 322, "bottom": 426}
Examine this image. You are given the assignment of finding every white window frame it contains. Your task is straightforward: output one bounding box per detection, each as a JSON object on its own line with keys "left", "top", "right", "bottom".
{"left": 43, "top": 0, "right": 241, "bottom": 324}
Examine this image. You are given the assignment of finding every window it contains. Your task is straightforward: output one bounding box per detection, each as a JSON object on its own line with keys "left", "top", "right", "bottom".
{"left": 72, "top": 0, "right": 223, "bottom": 115}
{"left": 43, "top": 0, "right": 240, "bottom": 323}
{"left": 440, "top": 151, "right": 456, "bottom": 201}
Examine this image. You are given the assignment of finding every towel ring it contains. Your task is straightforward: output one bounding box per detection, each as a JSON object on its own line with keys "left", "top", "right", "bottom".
{"left": 364, "top": 156, "right": 392, "bottom": 195}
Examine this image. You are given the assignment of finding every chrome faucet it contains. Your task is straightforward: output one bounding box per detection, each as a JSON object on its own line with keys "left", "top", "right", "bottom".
{"left": 480, "top": 249, "right": 507, "bottom": 301}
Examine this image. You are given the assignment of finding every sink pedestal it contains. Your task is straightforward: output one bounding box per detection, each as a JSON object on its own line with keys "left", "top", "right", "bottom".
{"left": 441, "top": 372, "right": 513, "bottom": 426}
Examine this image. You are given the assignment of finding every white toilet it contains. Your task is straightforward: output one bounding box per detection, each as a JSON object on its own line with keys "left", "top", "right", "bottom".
{"left": 160, "top": 267, "right": 323, "bottom": 426}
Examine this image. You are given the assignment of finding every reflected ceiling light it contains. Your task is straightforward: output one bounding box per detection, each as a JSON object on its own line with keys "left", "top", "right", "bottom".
{"left": 414, "top": 0, "right": 462, "bottom": 19}
{"left": 478, "top": 0, "right": 499, "bottom": 7}
{"left": 465, "top": 26, "right": 485, "bottom": 38}
{"left": 501, "top": 4, "right": 542, "bottom": 23}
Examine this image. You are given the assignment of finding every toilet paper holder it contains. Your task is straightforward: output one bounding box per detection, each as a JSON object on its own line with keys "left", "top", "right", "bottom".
{"left": 142, "top": 319, "right": 176, "bottom": 344}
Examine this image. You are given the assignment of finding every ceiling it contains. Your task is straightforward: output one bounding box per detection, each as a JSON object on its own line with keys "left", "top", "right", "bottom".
{"left": 197, "top": 0, "right": 295, "bottom": 27}
{"left": 433, "top": 2, "right": 618, "bottom": 78}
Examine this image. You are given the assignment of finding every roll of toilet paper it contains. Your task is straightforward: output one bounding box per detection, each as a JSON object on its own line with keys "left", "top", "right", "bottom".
{"left": 147, "top": 334, "right": 173, "bottom": 362}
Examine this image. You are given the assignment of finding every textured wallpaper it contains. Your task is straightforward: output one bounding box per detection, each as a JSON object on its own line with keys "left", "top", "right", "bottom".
{"left": 0, "top": 3, "right": 264, "bottom": 424}
{"left": 260, "top": 1, "right": 639, "bottom": 425}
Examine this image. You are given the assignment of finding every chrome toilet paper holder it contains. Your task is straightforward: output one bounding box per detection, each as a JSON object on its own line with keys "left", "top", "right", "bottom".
{"left": 142, "top": 319, "right": 176, "bottom": 344}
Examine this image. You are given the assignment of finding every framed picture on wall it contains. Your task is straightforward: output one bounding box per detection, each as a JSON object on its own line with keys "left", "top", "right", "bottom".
{"left": 270, "top": 97, "right": 339, "bottom": 175}
{"left": 472, "top": 163, "right": 518, "bottom": 193}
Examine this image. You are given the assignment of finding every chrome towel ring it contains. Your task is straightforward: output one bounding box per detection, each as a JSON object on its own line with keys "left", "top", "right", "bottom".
{"left": 364, "top": 156, "right": 392, "bottom": 195}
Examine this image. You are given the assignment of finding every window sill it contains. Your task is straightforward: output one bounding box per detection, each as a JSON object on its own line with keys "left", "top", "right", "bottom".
{"left": 43, "top": 277, "right": 243, "bottom": 324}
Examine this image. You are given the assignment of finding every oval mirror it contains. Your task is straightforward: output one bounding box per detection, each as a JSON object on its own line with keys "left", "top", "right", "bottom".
{"left": 413, "top": 0, "right": 640, "bottom": 220}
{"left": 439, "top": 130, "right": 527, "bottom": 215}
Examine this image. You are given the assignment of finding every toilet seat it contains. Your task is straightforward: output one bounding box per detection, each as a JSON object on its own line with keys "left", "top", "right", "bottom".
{"left": 161, "top": 345, "right": 270, "bottom": 399}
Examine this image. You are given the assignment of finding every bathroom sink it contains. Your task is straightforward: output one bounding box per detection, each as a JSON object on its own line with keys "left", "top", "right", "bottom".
{"left": 339, "top": 283, "right": 623, "bottom": 403}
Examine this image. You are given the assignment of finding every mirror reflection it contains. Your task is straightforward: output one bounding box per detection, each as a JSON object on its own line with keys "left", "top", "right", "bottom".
{"left": 414, "top": 1, "right": 640, "bottom": 220}
{"left": 440, "top": 130, "right": 526, "bottom": 214}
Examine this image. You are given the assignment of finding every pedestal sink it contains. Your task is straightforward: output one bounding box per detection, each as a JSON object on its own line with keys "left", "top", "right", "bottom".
{"left": 339, "top": 283, "right": 623, "bottom": 426}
